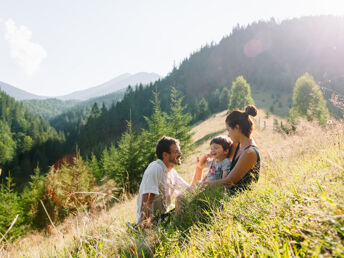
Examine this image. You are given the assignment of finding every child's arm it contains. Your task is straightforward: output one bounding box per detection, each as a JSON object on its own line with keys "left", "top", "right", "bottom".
{"left": 191, "top": 153, "right": 211, "bottom": 186}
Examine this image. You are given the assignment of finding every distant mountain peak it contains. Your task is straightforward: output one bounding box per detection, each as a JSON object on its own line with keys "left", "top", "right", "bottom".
{"left": 0, "top": 72, "right": 161, "bottom": 101}
{"left": 0, "top": 81, "right": 47, "bottom": 100}
{"left": 57, "top": 72, "right": 161, "bottom": 101}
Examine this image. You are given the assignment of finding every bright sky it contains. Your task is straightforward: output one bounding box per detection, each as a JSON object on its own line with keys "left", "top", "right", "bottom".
{"left": 0, "top": 0, "right": 343, "bottom": 97}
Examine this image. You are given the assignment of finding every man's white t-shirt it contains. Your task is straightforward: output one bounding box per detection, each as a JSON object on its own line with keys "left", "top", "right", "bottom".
{"left": 136, "top": 159, "right": 189, "bottom": 223}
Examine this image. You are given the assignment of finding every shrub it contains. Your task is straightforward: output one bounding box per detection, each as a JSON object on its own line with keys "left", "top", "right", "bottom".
{"left": 46, "top": 154, "right": 96, "bottom": 210}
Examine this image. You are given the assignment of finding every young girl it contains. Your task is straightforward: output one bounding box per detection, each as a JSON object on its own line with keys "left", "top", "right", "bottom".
{"left": 191, "top": 136, "right": 233, "bottom": 185}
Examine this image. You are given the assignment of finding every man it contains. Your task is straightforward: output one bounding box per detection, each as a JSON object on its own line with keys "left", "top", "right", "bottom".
{"left": 135, "top": 136, "right": 189, "bottom": 228}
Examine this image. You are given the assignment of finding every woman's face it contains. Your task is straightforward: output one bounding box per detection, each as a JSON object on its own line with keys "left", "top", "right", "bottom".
{"left": 226, "top": 123, "right": 239, "bottom": 141}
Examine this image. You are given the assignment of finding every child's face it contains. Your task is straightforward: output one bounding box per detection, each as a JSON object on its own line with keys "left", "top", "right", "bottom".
{"left": 210, "top": 143, "right": 229, "bottom": 161}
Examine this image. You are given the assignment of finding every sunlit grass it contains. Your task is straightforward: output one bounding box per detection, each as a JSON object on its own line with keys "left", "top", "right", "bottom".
{"left": 1, "top": 110, "right": 343, "bottom": 257}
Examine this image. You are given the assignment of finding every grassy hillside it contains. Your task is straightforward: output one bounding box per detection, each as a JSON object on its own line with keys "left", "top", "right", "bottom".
{"left": 1, "top": 110, "right": 343, "bottom": 257}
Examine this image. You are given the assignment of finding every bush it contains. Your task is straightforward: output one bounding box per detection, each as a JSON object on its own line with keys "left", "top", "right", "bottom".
{"left": 46, "top": 154, "right": 96, "bottom": 210}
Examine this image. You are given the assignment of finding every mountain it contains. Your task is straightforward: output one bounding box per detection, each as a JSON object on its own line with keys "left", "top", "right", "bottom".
{"left": 21, "top": 98, "right": 81, "bottom": 121}
{"left": 56, "top": 72, "right": 161, "bottom": 100}
{"left": 0, "top": 72, "right": 160, "bottom": 102}
{"left": 22, "top": 87, "right": 127, "bottom": 121}
{"left": 70, "top": 16, "right": 344, "bottom": 155}
{"left": 0, "top": 81, "right": 47, "bottom": 100}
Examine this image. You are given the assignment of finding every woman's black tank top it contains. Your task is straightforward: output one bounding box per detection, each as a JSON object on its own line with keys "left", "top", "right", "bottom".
{"left": 229, "top": 144, "right": 261, "bottom": 192}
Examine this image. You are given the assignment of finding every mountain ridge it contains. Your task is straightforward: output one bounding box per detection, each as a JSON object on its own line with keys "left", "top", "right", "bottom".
{"left": 56, "top": 72, "right": 161, "bottom": 100}
{"left": 0, "top": 81, "right": 47, "bottom": 100}
{"left": 0, "top": 72, "right": 161, "bottom": 101}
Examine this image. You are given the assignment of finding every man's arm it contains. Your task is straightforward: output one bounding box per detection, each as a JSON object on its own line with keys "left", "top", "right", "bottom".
{"left": 138, "top": 193, "right": 156, "bottom": 225}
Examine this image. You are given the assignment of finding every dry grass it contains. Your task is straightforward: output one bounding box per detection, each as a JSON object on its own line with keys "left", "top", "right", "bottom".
{"left": 1, "top": 109, "right": 343, "bottom": 257}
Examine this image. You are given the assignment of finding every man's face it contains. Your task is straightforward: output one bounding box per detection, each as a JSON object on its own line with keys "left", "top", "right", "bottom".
{"left": 168, "top": 144, "right": 182, "bottom": 165}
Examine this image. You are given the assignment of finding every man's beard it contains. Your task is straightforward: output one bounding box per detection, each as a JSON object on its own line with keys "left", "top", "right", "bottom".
{"left": 170, "top": 156, "right": 181, "bottom": 165}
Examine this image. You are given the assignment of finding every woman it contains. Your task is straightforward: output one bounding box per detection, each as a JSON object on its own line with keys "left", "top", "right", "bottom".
{"left": 200, "top": 105, "right": 260, "bottom": 192}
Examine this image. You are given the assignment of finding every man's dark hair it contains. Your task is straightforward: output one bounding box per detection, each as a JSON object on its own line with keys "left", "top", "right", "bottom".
{"left": 156, "top": 136, "right": 180, "bottom": 160}
{"left": 210, "top": 136, "right": 232, "bottom": 157}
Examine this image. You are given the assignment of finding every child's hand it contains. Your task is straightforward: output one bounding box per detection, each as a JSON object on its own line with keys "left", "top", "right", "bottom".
{"left": 198, "top": 153, "right": 211, "bottom": 167}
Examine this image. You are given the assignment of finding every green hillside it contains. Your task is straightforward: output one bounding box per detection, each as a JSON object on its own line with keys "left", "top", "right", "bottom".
{"left": 2, "top": 111, "right": 343, "bottom": 257}
{"left": 0, "top": 91, "right": 65, "bottom": 184}
{"left": 21, "top": 88, "right": 126, "bottom": 121}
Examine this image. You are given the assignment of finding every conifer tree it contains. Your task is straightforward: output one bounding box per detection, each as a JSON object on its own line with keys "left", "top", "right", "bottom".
{"left": 100, "top": 145, "right": 117, "bottom": 179}
{"left": 0, "top": 175, "right": 24, "bottom": 239}
{"left": 167, "top": 87, "right": 193, "bottom": 157}
{"left": 88, "top": 153, "right": 103, "bottom": 184}
{"left": 141, "top": 90, "right": 170, "bottom": 164}
{"left": 112, "top": 119, "right": 145, "bottom": 193}
{"left": 228, "top": 76, "right": 255, "bottom": 112}
{"left": 197, "top": 98, "right": 210, "bottom": 120}
{"left": 208, "top": 88, "right": 221, "bottom": 112}
{"left": 0, "top": 121, "right": 16, "bottom": 165}
{"left": 289, "top": 73, "right": 329, "bottom": 125}
{"left": 20, "top": 167, "right": 47, "bottom": 228}
{"left": 219, "top": 87, "right": 230, "bottom": 110}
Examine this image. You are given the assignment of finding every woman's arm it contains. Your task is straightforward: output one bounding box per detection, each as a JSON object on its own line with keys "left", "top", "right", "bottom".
{"left": 222, "top": 169, "right": 230, "bottom": 179}
{"left": 201, "top": 149, "right": 257, "bottom": 188}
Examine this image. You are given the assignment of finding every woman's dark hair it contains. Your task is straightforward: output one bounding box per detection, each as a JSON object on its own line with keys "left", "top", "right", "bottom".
{"left": 156, "top": 136, "right": 180, "bottom": 160}
{"left": 225, "top": 105, "right": 257, "bottom": 138}
{"left": 210, "top": 136, "right": 233, "bottom": 157}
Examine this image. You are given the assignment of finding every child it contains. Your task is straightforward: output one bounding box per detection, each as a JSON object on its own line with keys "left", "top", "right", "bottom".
{"left": 193, "top": 136, "right": 232, "bottom": 184}
{"left": 175, "top": 136, "right": 233, "bottom": 216}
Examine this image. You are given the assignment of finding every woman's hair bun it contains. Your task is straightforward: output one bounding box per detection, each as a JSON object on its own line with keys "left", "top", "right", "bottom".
{"left": 245, "top": 105, "right": 257, "bottom": 117}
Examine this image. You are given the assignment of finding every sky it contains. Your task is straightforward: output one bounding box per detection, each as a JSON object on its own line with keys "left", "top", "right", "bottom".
{"left": 0, "top": 0, "right": 343, "bottom": 97}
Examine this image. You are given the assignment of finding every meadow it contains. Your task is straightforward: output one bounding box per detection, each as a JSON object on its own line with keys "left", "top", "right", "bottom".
{"left": 1, "top": 110, "right": 343, "bottom": 257}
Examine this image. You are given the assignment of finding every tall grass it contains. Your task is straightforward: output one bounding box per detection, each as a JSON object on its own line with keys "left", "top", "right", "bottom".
{"left": 1, "top": 111, "right": 343, "bottom": 257}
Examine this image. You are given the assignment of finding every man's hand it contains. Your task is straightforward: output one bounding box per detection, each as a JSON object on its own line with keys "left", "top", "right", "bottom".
{"left": 138, "top": 193, "right": 155, "bottom": 226}
{"left": 132, "top": 218, "right": 154, "bottom": 232}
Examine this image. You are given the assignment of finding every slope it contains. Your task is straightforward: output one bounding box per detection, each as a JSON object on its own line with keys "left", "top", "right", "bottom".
{"left": 69, "top": 16, "right": 344, "bottom": 157}
{"left": 57, "top": 72, "right": 161, "bottom": 101}
{"left": 0, "top": 81, "right": 46, "bottom": 100}
{"left": 0, "top": 91, "right": 65, "bottom": 184}
{"left": 2, "top": 109, "right": 343, "bottom": 257}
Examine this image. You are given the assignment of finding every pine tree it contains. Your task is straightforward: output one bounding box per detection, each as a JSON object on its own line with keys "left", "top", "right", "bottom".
{"left": 0, "top": 175, "right": 25, "bottom": 239}
{"left": 20, "top": 167, "right": 47, "bottom": 228}
{"left": 0, "top": 121, "right": 16, "bottom": 165}
{"left": 208, "top": 88, "right": 221, "bottom": 112}
{"left": 112, "top": 119, "right": 145, "bottom": 193}
{"left": 228, "top": 76, "right": 255, "bottom": 112}
{"left": 219, "top": 87, "right": 230, "bottom": 110}
{"left": 197, "top": 98, "right": 210, "bottom": 120}
{"left": 289, "top": 73, "right": 329, "bottom": 125}
{"left": 100, "top": 146, "right": 117, "bottom": 179}
{"left": 141, "top": 90, "right": 170, "bottom": 164}
{"left": 167, "top": 87, "right": 193, "bottom": 158}
{"left": 88, "top": 153, "right": 103, "bottom": 184}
